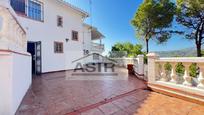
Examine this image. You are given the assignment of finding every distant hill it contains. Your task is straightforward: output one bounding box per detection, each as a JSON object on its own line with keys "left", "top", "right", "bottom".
{"left": 155, "top": 48, "right": 202, "bottom": 57}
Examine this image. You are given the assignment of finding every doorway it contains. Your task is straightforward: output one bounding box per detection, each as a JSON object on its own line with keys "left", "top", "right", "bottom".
{"left": 27, "top": 41, "right": 42, "bottom": 75}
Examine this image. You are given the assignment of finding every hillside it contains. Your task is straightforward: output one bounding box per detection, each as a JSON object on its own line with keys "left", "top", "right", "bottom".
{"left": 155, "top": 48, "right": 202, "bottom": 57}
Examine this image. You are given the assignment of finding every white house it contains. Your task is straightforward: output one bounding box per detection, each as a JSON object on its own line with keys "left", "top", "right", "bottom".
{"left": 9, "top": 0, "right": 105, "bottom": 74}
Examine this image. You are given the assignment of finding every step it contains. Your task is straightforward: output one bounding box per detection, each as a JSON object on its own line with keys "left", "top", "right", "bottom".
{"left": 148, "top": 83, "right": 204, "bottom": 105}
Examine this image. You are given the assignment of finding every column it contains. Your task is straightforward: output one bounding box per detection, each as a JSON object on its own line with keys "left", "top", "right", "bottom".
{"left": 147, "top": 53, "right": 159, "bottom": 83}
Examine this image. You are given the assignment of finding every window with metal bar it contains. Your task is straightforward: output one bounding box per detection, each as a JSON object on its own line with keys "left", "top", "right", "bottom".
{"left": 10, "top": 0, "right": 26, "bottom": 15}
{"left": 10, "top": 0, "right": 44, "bottom": 21}
{"left": 54, "top": 42, "right": 64, "bottom": 53}
{"left": 28, "top": 0, "right": 43, "bottom": 21}
{"left": 72, "top": 30, "right": 79, "bottom": 41}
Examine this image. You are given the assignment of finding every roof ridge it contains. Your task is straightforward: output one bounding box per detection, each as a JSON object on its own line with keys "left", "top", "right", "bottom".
{"left": 57, "top": 0, "right": 89, "bottom": 17}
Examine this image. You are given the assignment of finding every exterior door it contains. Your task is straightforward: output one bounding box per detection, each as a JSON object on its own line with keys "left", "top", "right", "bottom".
{"left": 35, "top": 41, "right": 42, "bottom": 75}
{"left": 27, "top": 41, "right": 42, "bottom": 75}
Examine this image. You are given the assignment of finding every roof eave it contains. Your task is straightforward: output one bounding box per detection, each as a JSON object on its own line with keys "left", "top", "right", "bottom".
{"left": 57, "top": 0, "right": 89, "bottom": 18}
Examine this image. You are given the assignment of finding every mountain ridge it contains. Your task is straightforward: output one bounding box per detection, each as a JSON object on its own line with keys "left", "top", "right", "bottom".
{"left": 154, "top": 47, "right": 203, "bottom": 57}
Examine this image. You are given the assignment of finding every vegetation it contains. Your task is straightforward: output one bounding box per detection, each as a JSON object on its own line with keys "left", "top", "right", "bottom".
{"left": 131, "top": 0, "right": 175, "bottom": 53}
{"left": 109, "top": 42, "right": 143, "bottom": 58}
{"left": 131, "top": 0, "right": 204, "bottom": 57}
{"left": 175, "top": 63, "right": 185, "bottom": 75}
{"left": 189, "top": 63, "right": 198, "bottom": 78}
{"left": 176, "top": 0, "right": 204, "bottom": 57}
{"left": 164, "top": 62, "right": 172, "bottom": 72}
{"left": 163, "top": 62, "right": 198, "bottom": 78}
{"left": 202, "top": 50, "right": 204, "bottom": 56}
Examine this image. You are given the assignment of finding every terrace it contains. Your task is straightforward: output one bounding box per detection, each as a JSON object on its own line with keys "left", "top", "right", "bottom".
{"left": 16, "top": 67, "right": 204, "bottom": 115}
{"left": 14, "top": 53, "right": 204, "bottom": 115}
{"left": 1, "top": 1, "right": 204, "bottom": 115}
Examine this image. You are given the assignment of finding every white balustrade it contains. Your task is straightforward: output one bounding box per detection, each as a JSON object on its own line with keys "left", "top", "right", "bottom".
{"left": 170, "top": 63, "right": 177, "bottom": 83}
{"left": 111, "top": 55, "right": 145, "bottom": 79}
{"left": 160, "top": 62, "right": 169, "bottom": 82}
{"left": 182, "top": 63, "right": 192, "bottom": 86}
{"left": 197, "top": 63, "right": 204, "bottom": 89}
{"left": 147, "top": 53, "right": 204, "bottom": 95}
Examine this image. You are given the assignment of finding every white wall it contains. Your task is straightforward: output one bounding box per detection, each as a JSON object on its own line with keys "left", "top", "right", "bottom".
{"left": 16, "top": 0, "right": 85, "bottom": 72}
{"left": 0, "top": 52, "right": 12, "bottom": 115}
{"left": 0, "top": 51, "right": 31, "bottom": 115}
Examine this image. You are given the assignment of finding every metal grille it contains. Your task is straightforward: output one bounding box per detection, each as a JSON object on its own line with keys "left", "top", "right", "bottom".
{"left": 10, "top": 0, "right": 44, "bottom": 21}
{"left": 10, "top": 0, "right": 26, "bottom": 15}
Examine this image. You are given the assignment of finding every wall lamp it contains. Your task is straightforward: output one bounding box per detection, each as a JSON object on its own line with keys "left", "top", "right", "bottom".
{"left": 65, "top": 38, "right": 69, "bottom": 43}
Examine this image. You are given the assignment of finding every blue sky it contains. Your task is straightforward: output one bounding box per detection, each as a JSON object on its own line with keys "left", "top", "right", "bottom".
{"left": 66, "top": 0, "right": 194, "bottom": 54}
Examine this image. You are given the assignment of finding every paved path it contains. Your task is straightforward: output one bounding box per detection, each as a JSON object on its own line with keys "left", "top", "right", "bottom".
{"left": 16, "top": 68, "right": 204, "bottom": 115}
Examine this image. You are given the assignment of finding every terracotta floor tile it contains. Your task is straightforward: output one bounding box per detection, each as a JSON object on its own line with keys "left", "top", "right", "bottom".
{"left": 123, "top": 102, "right": 143, "bottom": 115}
{"left": 15, "top": 67, "right": 204, "bottom": 115}
{"left": 123, "top": 95, "right": 141, "bottom": 104}
{"left": 112, "top": 98, "right": 133, "bottom": 109}
{"left": 188, "top": 105, "right": 204, "bottom": 115}
{"left": 98, "top": 103, "right": 121, "bottom": 115}
{"left": 111, "top": 109, "right": 129, "bottom": 115}
{"left": 81, "top": 108, "right": 104, "bottom": 115}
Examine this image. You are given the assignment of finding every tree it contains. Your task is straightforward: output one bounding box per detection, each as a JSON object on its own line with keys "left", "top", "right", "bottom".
{"left": 109, "top": 42, "right": 143, "bottom": 58}
{"left": 131, "top": 0, "right": 176, "bottom": 53}
{"left": 176, "top": 0, "right": 204, "bottom": 57}
{"left": 202, "top": 50, "right": 204, "bottom": 56}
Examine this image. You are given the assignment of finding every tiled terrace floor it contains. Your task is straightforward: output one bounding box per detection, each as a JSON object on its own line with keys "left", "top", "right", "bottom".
{"left": 16, "top": 68, "right": 204, "bottom": 115}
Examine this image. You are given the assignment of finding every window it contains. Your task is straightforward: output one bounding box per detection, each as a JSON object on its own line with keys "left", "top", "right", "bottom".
{"left": 10, "top": 0, "right": 44, "bottom": 21}
{"left": 72, "top": 31, "right": 78, "bottom": 41}
{"left": 28, "top": 0, "right": 43, "bottom": 21}
{"left": 10, "top": 0, "right": 26, "bottom": 15}
{"left": 57, "top": 16, "right": 63, "bottom": 27}
{"left": 54, "top": 42, "right": 63, "bottom": 53}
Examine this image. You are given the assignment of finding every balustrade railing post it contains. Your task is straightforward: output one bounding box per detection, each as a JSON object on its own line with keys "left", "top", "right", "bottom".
{"left": 137, "top": 54, "right": 144, "bottom": 75}
{"left": 197, "top": 64, "right": 204, "bottom": 89}
{"left": 147, "top": 53, "right": 159, "bottom": 83}
{"left": 160, "top": 62, "right": 169, "bottom": 82}
{"left": 183, "top": 63, "right": 192, "bottom": 86}
{"left": 170, "top": 63, "right": 177, "bottom": 83}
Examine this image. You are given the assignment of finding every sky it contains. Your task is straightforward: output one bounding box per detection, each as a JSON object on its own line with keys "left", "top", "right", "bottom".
{"left": 66, "top": 0, "right": 194, "bottom": 54}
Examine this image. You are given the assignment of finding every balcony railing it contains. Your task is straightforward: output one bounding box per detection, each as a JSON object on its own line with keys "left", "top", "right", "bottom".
{"left": 91, "top": 42, "right": 104, "bottom": 52}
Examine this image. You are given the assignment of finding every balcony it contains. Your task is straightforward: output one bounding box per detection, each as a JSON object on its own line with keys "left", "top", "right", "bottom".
{"left": 91, "top": 42, "right": 104, "bottom": 53}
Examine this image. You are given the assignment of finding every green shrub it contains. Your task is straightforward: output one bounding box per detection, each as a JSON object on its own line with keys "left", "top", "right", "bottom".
{"left": 164, "top": 62, "right": 172, "bottom": 72}
{"left": 189, "top": 63, "right": 198, "bottom": 78}
{"left": 175, "top": 63, "right": 185, "bottom": 76}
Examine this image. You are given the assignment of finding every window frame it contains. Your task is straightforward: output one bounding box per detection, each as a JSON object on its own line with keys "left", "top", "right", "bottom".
{"left": 54, "top": 41, "right": 64, "bottom": 53}
{"left": 10, "top": 0, "right": 27, "bottom": 15}
{"left": 72, "top": 30, "right": 79, "bottom": 41}
{"left": 28, "top": 0, "right": 44, "bottom": 21}
{"left": 57, "top": 16, "right": 63, "bottom": 27}
{"left": 10, "top": 0, "right": 44, "bottom": 22}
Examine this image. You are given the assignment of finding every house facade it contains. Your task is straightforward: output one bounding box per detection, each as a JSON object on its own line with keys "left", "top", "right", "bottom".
{"left": 10, "top": 0, "right": 105, "bottom": 74}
